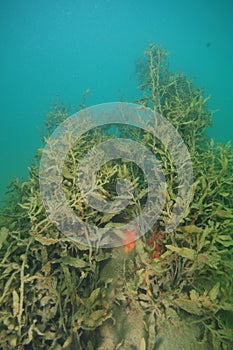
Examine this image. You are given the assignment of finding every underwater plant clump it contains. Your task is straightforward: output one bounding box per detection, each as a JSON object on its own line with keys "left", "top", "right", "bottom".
{"left": 0, "top": 44, "right": 233, "bottom": 350}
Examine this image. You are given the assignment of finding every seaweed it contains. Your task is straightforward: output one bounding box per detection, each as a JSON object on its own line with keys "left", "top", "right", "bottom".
{"left": 0, "top": 44, "right": 232, "bottom": 349}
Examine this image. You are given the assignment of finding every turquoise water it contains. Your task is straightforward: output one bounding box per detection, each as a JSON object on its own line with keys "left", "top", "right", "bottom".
{"left": 0, "top": 0, "right": 233, "bottom": 203}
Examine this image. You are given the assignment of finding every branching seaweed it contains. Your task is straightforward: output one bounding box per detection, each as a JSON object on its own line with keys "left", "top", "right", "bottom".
{"left": 0, "top": 44, "right": 232, "bottom": 349}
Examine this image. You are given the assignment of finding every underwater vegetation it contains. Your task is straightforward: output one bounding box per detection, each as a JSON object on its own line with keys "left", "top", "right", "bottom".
{"left": 0, "top": 44, "right": 233, "bottom": 349}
